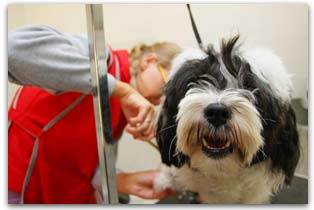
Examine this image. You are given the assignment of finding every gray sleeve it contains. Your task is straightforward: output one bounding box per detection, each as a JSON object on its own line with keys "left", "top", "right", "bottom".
{"left": 8, "top": 25, "right": 115, "bottom": 95}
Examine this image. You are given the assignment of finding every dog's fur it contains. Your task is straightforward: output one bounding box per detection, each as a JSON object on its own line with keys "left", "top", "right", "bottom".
{"left": 154, "top": 36, "right": 300, "bottom": 204}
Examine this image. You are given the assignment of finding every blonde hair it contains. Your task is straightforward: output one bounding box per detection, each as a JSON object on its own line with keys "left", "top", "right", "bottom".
{"left": 129, "top": 42, "right": 182, "bottom": 75}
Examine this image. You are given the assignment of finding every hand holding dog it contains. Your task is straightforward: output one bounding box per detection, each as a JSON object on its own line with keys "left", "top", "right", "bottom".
{"left": 117, "top": 170, "right": 175, "bottom": 199}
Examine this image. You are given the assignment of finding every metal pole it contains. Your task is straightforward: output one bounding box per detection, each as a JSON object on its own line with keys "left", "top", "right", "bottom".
{"left": 85, "top": 4, "right": 118, "bottom": 204}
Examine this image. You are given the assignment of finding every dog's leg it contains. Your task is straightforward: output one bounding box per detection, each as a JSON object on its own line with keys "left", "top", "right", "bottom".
{"left": 153, "top": 164, "right": 177, "bottom": 193}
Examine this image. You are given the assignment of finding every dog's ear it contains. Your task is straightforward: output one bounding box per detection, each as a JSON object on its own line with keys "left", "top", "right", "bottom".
{"left": 156, "top": 108, "right": 177, "bottom": 166}
{"left": 240, "top": 61, "right": 300, "bottom": 185}
{"left": 269, "top": 105, "right": 300, "bottom": 185}
{"left": 253, "top": 92, "right": 300, "bottom": 185}
{"left": 156, "top": 80, "right": 188, "bottom": 168}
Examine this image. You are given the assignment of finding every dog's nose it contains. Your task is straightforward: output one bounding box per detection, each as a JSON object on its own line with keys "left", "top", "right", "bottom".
{"left": 204, "top": 103, "right": 231, "bottom": 127}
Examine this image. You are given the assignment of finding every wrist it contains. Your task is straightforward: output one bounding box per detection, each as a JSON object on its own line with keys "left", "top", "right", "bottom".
{"left": 112, "top": 80, "right": 135, "bottom": 99}
{"left": 117, "top": 173, "right": 132, "bottom": 195}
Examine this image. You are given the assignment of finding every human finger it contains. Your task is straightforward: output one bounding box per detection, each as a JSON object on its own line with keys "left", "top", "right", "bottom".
{"left": 129, "top": 105, "right": 154, "bottom": 126}
{"left": 135, "top": 109, "right": 156, "bottom": 134}
{"left": 125, "top": 124, "right": 138, "bottom": 136}
{"left": 125, "top": 124, "right": 154, "bottom": 141}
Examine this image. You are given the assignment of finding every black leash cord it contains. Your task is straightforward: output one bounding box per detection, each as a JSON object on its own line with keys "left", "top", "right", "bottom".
{"left": 186, "top": 4, "right": 205, "bottom": 51}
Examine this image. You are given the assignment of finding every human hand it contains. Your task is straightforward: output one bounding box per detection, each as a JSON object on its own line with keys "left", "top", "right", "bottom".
{"left": 117, "top": 170, "right": 175, "bottom": 200}
{"left": 112, "top": 80, "right": 156, "bottom": 141}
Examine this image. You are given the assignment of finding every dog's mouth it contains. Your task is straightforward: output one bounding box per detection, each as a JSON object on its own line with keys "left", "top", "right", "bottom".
{"left": 201, "top": 135, "right": 233, "bottom": 158}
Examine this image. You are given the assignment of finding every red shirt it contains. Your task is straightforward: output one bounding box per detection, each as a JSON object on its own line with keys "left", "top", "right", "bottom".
{"left": 8, "top": 49, "right": 130, "bottom": 204}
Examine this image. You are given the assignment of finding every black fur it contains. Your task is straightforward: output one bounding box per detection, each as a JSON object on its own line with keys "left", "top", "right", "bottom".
{"left": 156, "top": 36, "right": 300, "bottom": 185}
{"left": 221, "top": 35, "right": 241, "bottom": 78}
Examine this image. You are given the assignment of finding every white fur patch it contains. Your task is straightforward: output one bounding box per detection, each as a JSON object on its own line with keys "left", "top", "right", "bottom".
{"left": 169, "top": 47, "right": 207, "bottom": 80}
{"left": 170, "top": 46, "right": 293, "bottom": 102}
{"left": 153, "top": 164, "right": 178, "bottom": 193}
{"left": 155, "top": 159, "right": 285, "bottom": 204}
{"left": 240, "top": 48, "right": 293, "bottom": 101}
{"left": 174, "top": 159, "right": 284, "bottom": 204}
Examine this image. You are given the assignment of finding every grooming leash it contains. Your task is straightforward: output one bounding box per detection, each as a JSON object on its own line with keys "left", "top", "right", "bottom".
{"left": 186, "top": 4, "right": 206, "bottom": 52}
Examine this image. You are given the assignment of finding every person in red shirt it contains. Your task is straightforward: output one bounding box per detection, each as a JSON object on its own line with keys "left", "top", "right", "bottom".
{"left": 8, "top": 25, "right": 181, "bottom": 204}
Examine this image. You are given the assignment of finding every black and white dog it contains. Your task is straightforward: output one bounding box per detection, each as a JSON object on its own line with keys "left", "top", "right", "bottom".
{"left": 154, "top": 36, "right": 300, "bottom": 204}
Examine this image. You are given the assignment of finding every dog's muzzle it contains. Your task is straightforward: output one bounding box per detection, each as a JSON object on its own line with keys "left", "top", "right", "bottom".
{"left": 202, "top": 103, "right": 233, "bottom": 158}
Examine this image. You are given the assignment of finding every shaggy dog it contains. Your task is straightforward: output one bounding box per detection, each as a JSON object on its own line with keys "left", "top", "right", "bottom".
{"left": 154, "top": 36, "right": 300, "bottom": 204}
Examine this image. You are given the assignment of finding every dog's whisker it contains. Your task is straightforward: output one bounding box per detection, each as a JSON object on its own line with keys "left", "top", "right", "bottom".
{"left": 173, "top": 148, "right": 181, "bottom": 157}
{"left": 157, "top": 124, "right": 177, "bottom": 135}
{"left": 168, "top": 135, "right": 177, "bottom": 162}
{"left": 251, "top": 88, "right": 260, "bottom": 95}
{"left": 263, "top": 118, "right": 277, "bottom": 123}
{"left": 259, "top": 115, "right": 267, "bottom": 124}
{"left": 258, "top": 148, "right": 267, "bottom": 159}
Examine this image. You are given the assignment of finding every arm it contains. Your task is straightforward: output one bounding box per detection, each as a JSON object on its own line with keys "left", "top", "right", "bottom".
{"left": 9, "top": 25, "right": 155, "bottom": 140}
{"left": 8, "top": 25, "right": 115, "bottom": 94}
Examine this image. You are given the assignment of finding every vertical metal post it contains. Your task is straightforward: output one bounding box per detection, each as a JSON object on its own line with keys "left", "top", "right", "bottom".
{"left": 85, "top": 4, "right": 118, "bottom": 204}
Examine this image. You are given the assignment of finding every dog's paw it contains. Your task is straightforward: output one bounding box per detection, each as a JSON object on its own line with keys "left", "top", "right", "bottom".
{"left": 153, "top": 164, "right": 175, "bottom": 193}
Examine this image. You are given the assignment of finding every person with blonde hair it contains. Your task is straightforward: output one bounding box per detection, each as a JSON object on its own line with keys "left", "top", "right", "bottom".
{"left": 8, "top": 25, "right": 181, "bottom": 204}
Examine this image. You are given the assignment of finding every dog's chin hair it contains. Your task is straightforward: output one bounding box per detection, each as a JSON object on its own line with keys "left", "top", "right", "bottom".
{"left": 176, "top": 87, "right": 264, "bottom": 165}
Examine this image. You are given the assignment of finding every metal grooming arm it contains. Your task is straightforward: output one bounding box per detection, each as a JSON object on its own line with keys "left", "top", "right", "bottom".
{"left": 85, "top": 4, "right": 119, "bottom": 204}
